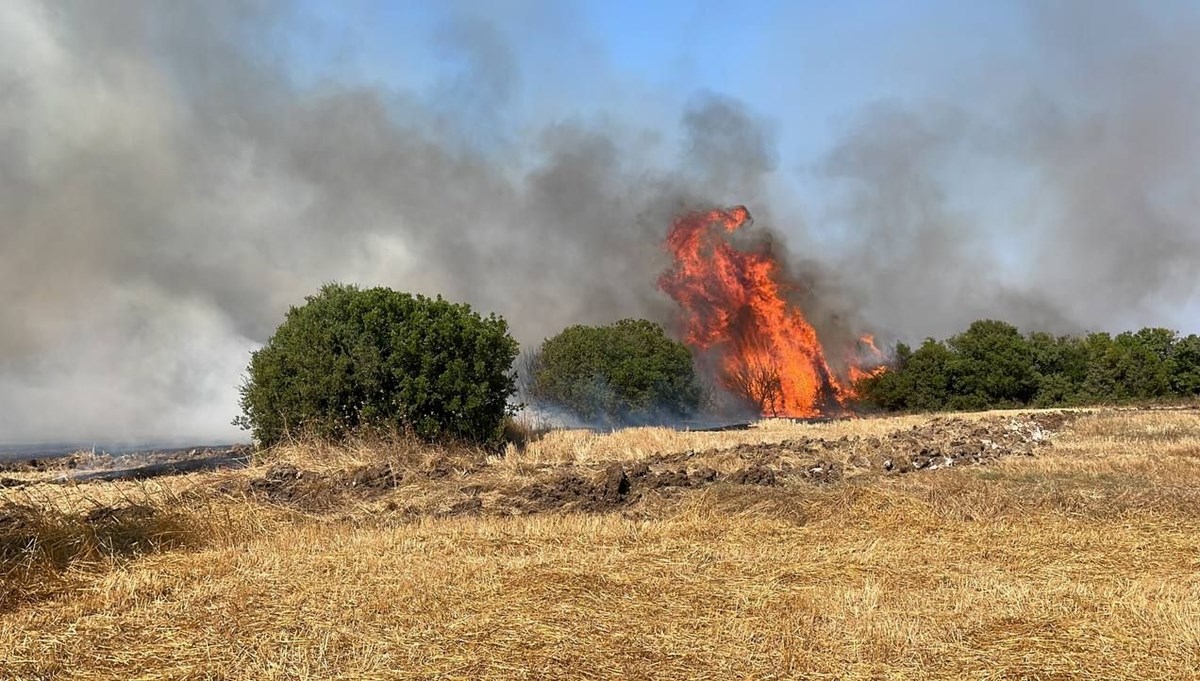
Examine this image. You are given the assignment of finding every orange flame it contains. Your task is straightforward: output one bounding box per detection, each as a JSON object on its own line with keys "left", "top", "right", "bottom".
{"left": 847, "top": 334, "right": 888, "bottom": 385}
{"left": 659, "top": 206, "right": 882, "bottom": 417}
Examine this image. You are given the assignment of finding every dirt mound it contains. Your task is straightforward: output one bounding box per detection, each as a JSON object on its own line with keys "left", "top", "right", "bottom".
{"left": 520, "top": 412, "right": 1073, "bottom": 513}
{"left": 693, "top": 411, "right": 1075, "bottom": 478}
{"left": 346, "top": 463, "right": 403, "bottom": 490}
{"left": 871, "top": 412, "right": 1068, "bottom": 473}
{"left": 726, "top": 464, "right": 777, "bottom": 486}
{"left": 247, "top": 463, "right": 337, "bottom": 510}
{"left": 238, "top": 412, "right": 1076, "bottom": 517}
{"left": 243, "top": 446, "right": 487, "bottom": 511}
{"left": 519, "top": 460, "right": 780, "bottom": 513}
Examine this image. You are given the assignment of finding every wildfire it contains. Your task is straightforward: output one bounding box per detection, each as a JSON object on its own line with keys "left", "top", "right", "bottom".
{"left": 847, "top": 334, "right": 888, "bottom": 384}
{"left": 658, "top": 206, "right": 883, "bottom": 417}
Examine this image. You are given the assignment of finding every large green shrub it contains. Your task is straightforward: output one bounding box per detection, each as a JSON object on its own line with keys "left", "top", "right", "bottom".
{"left": 944, "top": 320, "right": 1038, "bottom": 409}
{"left": 236, "top": 283, "right": 518, "bottom": 445}
{"left": 531, "top": 319, "right": 701, "bottom": 424}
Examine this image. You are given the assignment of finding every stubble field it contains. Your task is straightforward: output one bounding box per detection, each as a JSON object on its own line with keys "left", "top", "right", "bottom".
{"left": 2, "top": 407, "right": 1198, "bottom": 680}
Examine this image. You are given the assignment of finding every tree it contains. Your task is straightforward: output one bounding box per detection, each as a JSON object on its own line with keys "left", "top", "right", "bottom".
{"left": 236, "top": 283, "right": 518, "bottom": 446}
{"left": 855, "top": 320, "right": 1200, "bottom": 413}
{"left": 853, "top": 342, "right": 910, "bottom": 411}
{"left": 531, "top": 319, "right": 701, "bottom": 424}
{"left": 945, "top": 320, "right": 1037, "bottom": 409}
{"left": 1112, "top": 330, "right": 1172, "bottom": 400}
{"left": 1029, "top": 332, "right": 1088, "bottom": 406}
{"left": 1079, "top": 332, "right": 1118, "bottom": 403}
{"left": 728, "top": 360, "right": 785, "bottom": 416}
{"left": 903, "top": 339, "right": 955, "bottom": 411}
{"left": 1171, "top": 334, "right": 1200, "bottom": 396}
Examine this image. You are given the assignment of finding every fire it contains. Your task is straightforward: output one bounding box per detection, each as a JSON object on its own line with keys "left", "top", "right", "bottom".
{"left": 658, "top": 206, "right": 882, "bottom": 417}
{"left": 847, "top": 334, "right": 888, "bottom": 385}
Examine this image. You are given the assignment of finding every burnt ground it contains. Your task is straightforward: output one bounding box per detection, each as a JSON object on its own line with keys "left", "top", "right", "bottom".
{"left": 237, "top": 411, "right": 1075, "bottom": 517}
{"left": 0, "top": 445, "right": 251, "bottom": 477}
{"left": 0, "top": 446, "right": 253, "bottom": 491}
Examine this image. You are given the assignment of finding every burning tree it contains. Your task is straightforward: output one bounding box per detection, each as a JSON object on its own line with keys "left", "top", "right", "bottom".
{"left": 658, "top": 205, "right": 879, "bottom": 418}
{"left": 726, "top": 359, "right": 785, "bottom": 417}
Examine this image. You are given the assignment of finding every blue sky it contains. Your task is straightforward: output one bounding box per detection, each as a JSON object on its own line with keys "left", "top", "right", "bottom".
{"left": 285, "top": 0, "right": 1028, "bottom": 161}
{"left": 276, "top": 0, "right": 1043, "bottom": 241}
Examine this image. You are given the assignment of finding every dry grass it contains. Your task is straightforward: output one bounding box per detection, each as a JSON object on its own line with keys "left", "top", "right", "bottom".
{"left": 2, "top": 408, "right": 1199, "bottom": 679}
{"left": 0, "top": 478, "right": 269, "bottom": 613}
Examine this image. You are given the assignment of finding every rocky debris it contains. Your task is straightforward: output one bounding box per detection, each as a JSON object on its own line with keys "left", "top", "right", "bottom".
{"left": 800, "top": 459, "right": 842, "bottom": 483}
{"left": 870, "top": 413, "right": 1070, "bottom": 474}
{"left": 695, "top": 412, "right": 1075, "bottom": 481}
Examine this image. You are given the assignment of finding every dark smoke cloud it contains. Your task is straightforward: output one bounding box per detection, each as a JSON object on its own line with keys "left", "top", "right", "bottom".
{"left": 1, "top": 1, "right": 1197, "bottom": 442}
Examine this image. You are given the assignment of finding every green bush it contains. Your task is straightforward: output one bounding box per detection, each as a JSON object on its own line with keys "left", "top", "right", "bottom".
{"left": 531, "top": 319, "right": 701, "bottom": 424}
{"left": 944, "top": 320, "right": 1037, "bottom": 409}
{"left": 856, "top": 320, "right": 1200, "bottom": 413}
{"left": 236, "top": 283, "right": 518, "bottom": 445}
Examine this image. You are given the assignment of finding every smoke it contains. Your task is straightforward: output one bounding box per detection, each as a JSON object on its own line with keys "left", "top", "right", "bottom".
{"left": 1, "top": 1, "right": 1197, "bottom": 442}
{"left": 0, "top": 1, "right": 730, "bottom": 442}
{"left": 816, "top": 102, "right": 1076, "bottom": 340}
{"left": 815, "top": 0, "right": 1200, "bottom": 340}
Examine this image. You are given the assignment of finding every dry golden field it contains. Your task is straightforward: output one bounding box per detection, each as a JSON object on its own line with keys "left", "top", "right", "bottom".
{"left": 2, "top": 407, "right": 1199, "bottom": 680}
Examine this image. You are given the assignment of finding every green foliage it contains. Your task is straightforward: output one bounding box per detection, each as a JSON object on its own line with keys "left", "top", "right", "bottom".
{"left": 857, "top": 321, "right": 1200, "bottom": 413}
{"left": 901, "top": 339, "right": 954, "bottom": 411}
{"left": 1171, "top": 335, "right": 1200, "bottom": 396}
{"left": 945, "top": 320, "right": 1037, "bottom": 409}
{"left": 237, "top": 283, "right": 518, "bottom": 445}
{"left": 1029, "top": 332, "right": 1088, "bottom": 406}
{"left": 531, "top": 319, "right": 701, "bottom": 424}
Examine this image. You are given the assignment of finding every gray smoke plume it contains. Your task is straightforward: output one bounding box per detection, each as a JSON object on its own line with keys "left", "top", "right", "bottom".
{"left": 815, "top": 0, "right": 1200, "bottom": 341}
{"left": 1, "top": 1, "right": 1197, "bottom": 443}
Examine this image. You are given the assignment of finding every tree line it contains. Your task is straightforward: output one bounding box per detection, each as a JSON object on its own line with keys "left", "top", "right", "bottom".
{"left": 236, "top": 285, "right": 1200, "bottom": 447}
{"left": 855, "top": 320, "right": 1200, "bottom": 412}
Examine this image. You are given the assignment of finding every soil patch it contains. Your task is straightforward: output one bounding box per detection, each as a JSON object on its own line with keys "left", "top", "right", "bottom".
{"left": 238, "top": 412, "right": 1077, "bottom": 517}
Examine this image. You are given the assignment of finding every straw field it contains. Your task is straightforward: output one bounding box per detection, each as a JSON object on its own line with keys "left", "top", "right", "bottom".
{"left": 2, "top": 407, "right": 1199, "bottom": 679}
